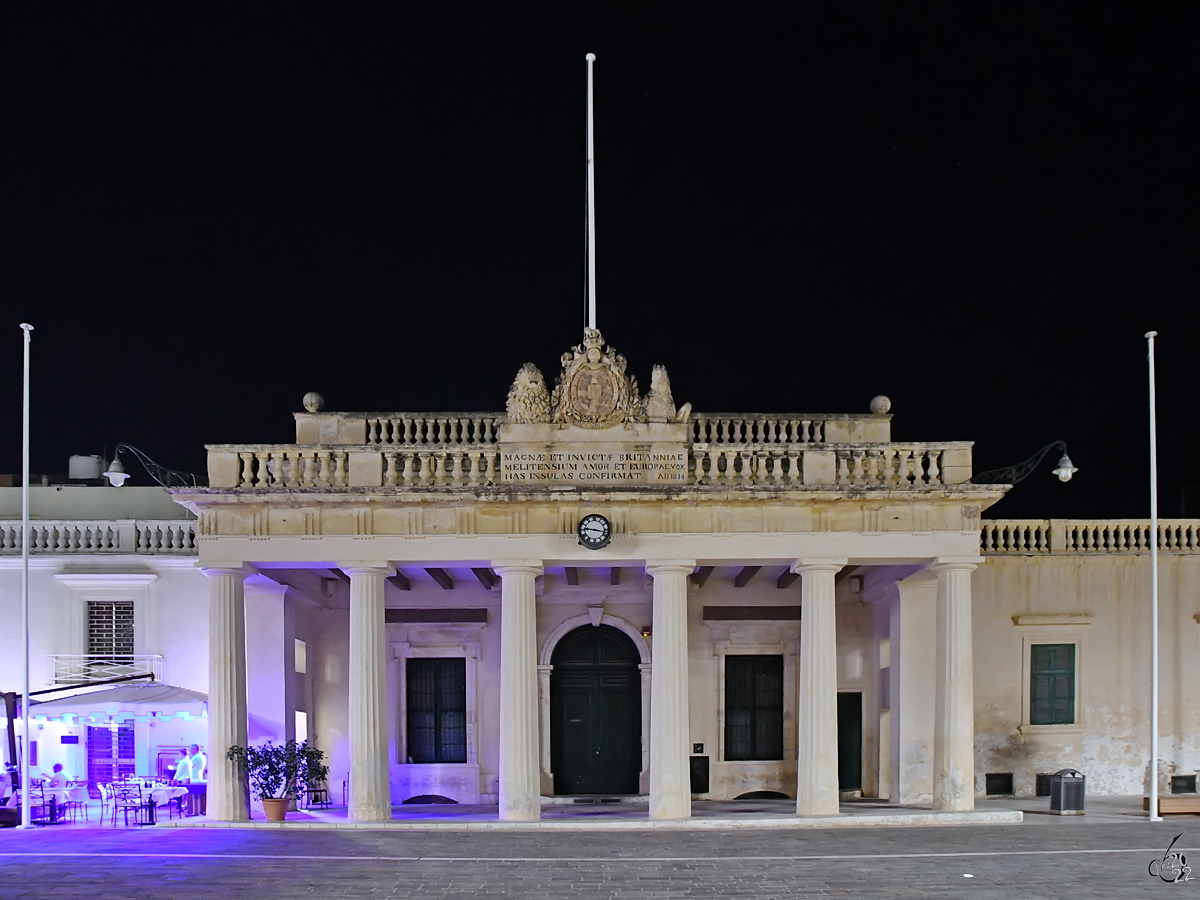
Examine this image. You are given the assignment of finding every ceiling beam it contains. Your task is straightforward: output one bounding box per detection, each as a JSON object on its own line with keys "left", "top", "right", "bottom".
{"left": 388, "top": 572, "right": 411, "bottom": 592}
{"left": 610, "top": 567, "right": 621, "bottom": 585}
{"left": 690, "top": 566, "right": 714, "bottom": 588}
{"left": 426, "top": 568, "right": 455, "bottom": 591}
{"left": 565, "top": 567, "right": 580, "bottom": 586}
{"left": 734, "top": 565, "right": 761, "bottom": 588}
{"left": 471, "top": 567, "right": 496, "bottom": 590}
{"left": 329, "top": 568, "right": 351, "bottom": 584}
{"left": 776, "top": 569, "right": 800, "bottom": 589}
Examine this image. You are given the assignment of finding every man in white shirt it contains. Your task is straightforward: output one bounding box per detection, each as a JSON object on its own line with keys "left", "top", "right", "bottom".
{"left": 46, "top": 764, "right": 73, "bottom": 789}
{"left": 173, "top": 749, "right": 192, "bottom": 784}
{"left": 188, "top": 745, "right": 206, "bottom": 782}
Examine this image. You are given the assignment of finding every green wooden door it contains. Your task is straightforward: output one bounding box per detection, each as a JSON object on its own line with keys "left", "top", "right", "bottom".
{"left": 837, "top": 692, "right": 862, "bottom": 792}
{"left": 551, "top": 625, "right": 641, "bottom": 794}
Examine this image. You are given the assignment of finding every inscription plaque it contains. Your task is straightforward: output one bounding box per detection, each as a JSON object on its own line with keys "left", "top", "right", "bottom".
{"left": 501, "top": 448, "right": 688, "bottom": 485}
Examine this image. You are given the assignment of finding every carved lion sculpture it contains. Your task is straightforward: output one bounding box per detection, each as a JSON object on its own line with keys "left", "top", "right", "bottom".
{"left": 506, "top": 362, "right": 552, "bottom": 424}
{"left": 643, "top": 364, "right": 676, "bottom": 421}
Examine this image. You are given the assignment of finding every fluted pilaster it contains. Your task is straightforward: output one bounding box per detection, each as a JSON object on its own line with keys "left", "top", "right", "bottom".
{"left": 932, "top": 560, "right": 979, "bottom": 811}
{"left": 495, "top": 560, "right": 543, "bottom": 821}
{"left": 647, "top": 560, "right": 695, "bottom": 820}
{"left": 344, "top": 564, "right": 393, "bottom": 822}
{"left": 794, "top": 559, "right": 844, "bottom": 817}
{"left": 202, "top": 566, "right": 249, "bottom": 822}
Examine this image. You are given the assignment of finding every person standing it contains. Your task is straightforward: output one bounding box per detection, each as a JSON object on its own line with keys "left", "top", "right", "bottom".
{"left": 173, "top": 749, "right": 192, "bottom": 784}
{"left": 188, "top": 745, "right": 207, "bottom": 782}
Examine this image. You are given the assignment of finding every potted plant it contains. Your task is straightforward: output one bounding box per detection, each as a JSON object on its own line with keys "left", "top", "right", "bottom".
{"left": 226, "top": 739, "right": 329, "bottom": 822}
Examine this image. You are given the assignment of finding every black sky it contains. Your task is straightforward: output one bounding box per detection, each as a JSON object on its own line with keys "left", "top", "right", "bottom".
{"left": 2, "top": 4, "right": 1196, "bottom": 518}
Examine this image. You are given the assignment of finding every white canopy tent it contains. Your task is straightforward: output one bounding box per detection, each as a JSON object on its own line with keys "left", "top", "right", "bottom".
{"left": 30, "top": 684, "right": 208, "bottom": 723}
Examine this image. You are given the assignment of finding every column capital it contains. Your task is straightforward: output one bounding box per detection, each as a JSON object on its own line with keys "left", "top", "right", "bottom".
{"left": 791, "top": 558, "right": 847, "bottom": 575}
{"left": 492, "top": 559, "right": 544, "bottom": 577}
{"left": 929, "top": 557, "right": 982, "bottom": 574}
{"left": 645, "top": 559, "right": 696, "bottom": 576}
{"left": 200, "top": 564, "right": 253, "bottom": 580}
{"left": 337, "top": 562, "right": 395, "bottom": 577}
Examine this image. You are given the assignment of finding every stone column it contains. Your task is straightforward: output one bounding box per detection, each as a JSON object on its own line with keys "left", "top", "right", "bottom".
{"left": 793, "top": 558, "right": 845, "bottom": 817}
{"left": 494, "top": 560, "right": 543, "bottom": 821}
{"left": 202, "top": 566, "right": 249, "bottom": 822}
{"left": 647, "top": 560, "right": 695, "bottom": 820}
{"left": 343, "top": 564, "right": 393, "bottom": 822}
{"left": 931, "top": 559, "right": 979, "bottom": 811}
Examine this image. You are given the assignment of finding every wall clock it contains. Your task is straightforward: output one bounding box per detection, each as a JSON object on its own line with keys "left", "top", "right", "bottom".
{"left": 577, "top": 513, "right": 612, "bottom": 550}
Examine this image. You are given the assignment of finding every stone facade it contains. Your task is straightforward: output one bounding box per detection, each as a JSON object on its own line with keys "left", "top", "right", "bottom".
{"left": 3, "top": 333, "right": 1198, "bottom": 819}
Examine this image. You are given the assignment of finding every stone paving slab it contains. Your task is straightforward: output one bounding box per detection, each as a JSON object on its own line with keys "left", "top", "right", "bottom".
{"left": 2, "top": 818, "right": 1197, "bottom": 898}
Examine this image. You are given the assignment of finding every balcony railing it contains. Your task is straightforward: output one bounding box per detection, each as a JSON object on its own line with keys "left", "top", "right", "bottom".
{"left": 49, "top": 654, "right": 163, "bottom": 686}
{"left": 206, "top": 441, "right": 975, "bottom": 490}
{"left": 982, "top": 519, "right": 1200, "bottom": 554}
{"left": 0, "top": 520, "right": 198, "bottom": 554}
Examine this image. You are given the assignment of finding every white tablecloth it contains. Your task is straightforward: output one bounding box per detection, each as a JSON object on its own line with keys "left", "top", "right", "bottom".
{"left": 46, "top": 786, "right": 89, "bottom": 805}
{"left": 149, "top": 786, "right": 189, "bottom": 806}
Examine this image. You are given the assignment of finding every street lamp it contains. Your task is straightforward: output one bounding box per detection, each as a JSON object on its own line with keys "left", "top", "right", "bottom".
{"left": 971, "top": 440, "right": 1078, "bottom": 485}
{"left": 103, "top": 443, "right": 204, "bottom": 488}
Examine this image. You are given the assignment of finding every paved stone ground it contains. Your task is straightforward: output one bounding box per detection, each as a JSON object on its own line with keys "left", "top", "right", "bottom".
{"left": 2, "top": 802, "right": 1197, "bottom": 898}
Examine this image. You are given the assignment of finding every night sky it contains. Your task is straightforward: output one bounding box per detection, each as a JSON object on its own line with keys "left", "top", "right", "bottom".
{"left": 2, "top": 5, "right": 1196, "bottom": 518}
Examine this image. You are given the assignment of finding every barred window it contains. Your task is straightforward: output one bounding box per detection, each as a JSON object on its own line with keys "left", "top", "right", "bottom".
{"left": 87, "top": 601, "right": 134, "bottom": 657}
{"left": 406, "top": 658, "right": 467, "bottom": 764}
{"left": 1030, "top": 643, "right": 1075, "bottom": 725}
{"left": 724, "top": 655, "right": 784, "bottom": 761}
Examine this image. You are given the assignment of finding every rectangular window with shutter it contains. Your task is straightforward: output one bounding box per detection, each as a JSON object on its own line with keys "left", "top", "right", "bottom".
{"left": 406, "top": 658, "right": 467, "bottom": 764}
{"left": 1030, "top": 643, "right": 1075, "bottom": 725}
{"left": 87, "top": 601, "right": 134, "bottom": 659}
{"left": 724, "top": 655, "right": 784, "bottom": 761}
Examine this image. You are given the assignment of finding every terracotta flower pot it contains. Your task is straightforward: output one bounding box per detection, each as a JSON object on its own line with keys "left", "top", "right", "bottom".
{"left": 261, "top": 797, "right": 289, "bottom": 822}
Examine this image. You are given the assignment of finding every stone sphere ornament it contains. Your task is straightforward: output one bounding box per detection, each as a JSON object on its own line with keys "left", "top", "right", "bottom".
{"left": 870, "top": 395, "right": 892, "bottom": 415}
{"left": 303, "top": 392, "right": 325, "bottom": 413}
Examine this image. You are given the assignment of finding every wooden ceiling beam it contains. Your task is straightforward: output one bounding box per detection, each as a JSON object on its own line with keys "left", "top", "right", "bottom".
{"left": 471, "top": 567, "right": 496, "bottom": 590}
{"left": 690, "top": 566, "right": 714, "bottom": 588}
{"left": 426, "top": 568, "right": 455, "bottom": 591}
{"left": 610, "top": 567, "right": 621, "bottom": 585}
{"left": 565, "top": 567, "right": 580, "bottom": 586}
{"left": 776, "top": 569, "right": 800, "bottom": 589}
{"left": 734, "top": 565, "right": 762, "bottom": 588}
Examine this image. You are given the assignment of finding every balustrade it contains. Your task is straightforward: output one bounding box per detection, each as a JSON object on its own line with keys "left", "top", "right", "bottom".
{"left": 0, "top": 520, "right": 197, "bottom": 554}
{"left": 692, "top": 415, "right": 826, "bottom": 445}
{"left": 982, "top": 519, "right": 1200, "bottom": 554}
{"left": 363, "top": 414, "right": 499, "bottom": 447}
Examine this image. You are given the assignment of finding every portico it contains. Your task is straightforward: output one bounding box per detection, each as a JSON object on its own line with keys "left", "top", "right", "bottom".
{"left": 172, "top": 329, "right": 1003, "bottom": 823}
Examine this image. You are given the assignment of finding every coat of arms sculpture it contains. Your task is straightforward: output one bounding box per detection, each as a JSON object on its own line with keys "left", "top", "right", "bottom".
{"left": 504, "top": 328, "right": 690, "bottom": 427}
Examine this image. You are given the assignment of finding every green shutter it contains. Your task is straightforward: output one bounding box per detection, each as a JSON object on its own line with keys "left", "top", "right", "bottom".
{"left": 1030, "top": 643, "right": 1075, "bottom": 725}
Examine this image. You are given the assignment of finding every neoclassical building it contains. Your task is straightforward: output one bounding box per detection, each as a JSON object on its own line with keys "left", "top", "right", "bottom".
{"left": 5, "top": 330, "right": 1197, "bottom": 823}
{"left": 171, "top": 327, "right": 1000, "bottom": 822}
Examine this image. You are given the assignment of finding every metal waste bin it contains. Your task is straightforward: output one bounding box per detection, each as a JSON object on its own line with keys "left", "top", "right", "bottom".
{"left": 1049, "top": 768, "right": 1085, "bottom": 815}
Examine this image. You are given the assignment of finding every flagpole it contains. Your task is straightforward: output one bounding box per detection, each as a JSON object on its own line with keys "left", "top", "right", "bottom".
{"left": 1145, "top": 330, "right": 1161, "bottom": 822}
{"left": 585, "top": 52, "right": 596, "bottom": 331}
{"left": 18, "top": 323, "right": 33, "bottom": 829}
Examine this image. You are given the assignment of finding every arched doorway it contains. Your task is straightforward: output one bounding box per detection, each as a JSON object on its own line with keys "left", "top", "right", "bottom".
{"left": 550, "top": 624, "right": 641, "bottom": 794}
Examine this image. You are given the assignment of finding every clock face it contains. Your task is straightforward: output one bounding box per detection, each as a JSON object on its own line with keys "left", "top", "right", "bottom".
{"left": 577, "top": 513, "right": 612, "bottom": 549}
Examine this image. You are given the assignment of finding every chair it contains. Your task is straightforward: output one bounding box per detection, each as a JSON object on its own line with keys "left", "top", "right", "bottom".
{"left": 59, "top": 782, "right": 89, "bottom": 823}
{"left": 303, "top": 783, "right": 332, "bottom": 809}
{"left": 26, "top": 782, "right": 52, "bottom": 826}
{"left": 112, "top": 783, "right": 146, "bottom": 827}
{"left": 96, "top": 783, "right": 114, "bottom": 822}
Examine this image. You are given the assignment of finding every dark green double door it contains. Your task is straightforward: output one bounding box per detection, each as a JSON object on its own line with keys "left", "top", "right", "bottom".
{"left": 550, "top": 625, "right": 641, "bottom": 795}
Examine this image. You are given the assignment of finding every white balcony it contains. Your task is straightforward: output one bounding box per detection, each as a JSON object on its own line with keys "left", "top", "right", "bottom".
{"left": 0, "top": 519, "right": 197, "bottom": 555}
{"left": 48, "top": 654, "right": 164, "bottom": 686}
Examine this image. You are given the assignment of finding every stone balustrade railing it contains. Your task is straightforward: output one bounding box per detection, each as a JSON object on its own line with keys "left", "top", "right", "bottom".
{"left": 207, "top": 442, "right": 972, "bottom": 489}
{"left": 295, "top": 411, "right": 893, "bottom": 447}
{"left": 0, "top": 520, "right": 198, "bottom": 554}
{"left": 691, "top": 413, "right": 890, "bottom": 445}
{"left": 982, "top": 519, "right": 1200, "bottom": 554}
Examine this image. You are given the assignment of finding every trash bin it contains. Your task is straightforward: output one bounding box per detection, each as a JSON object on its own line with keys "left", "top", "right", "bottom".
{"left": 1049, "top": 768, "right": 1085, "bottom": 815}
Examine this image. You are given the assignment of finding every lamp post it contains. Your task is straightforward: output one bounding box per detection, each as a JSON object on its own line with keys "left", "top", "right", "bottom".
{"left": 102, "top": 443, "right": 204, "bottom": 489}
{"left": 18, "top": 324, "right": 33, "bottom": 829}
{"left": 971, "top": 440, "right": 1078, "bottom": 485}
{"left": 1146, "top": 331, "right": 1161, "bottom": 822}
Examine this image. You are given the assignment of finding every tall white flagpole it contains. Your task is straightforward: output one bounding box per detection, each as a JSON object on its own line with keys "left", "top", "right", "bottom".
{"left": 585, "top": 52, "right": 596, "bottom": 331}
{"left": 1146, "top": 330, "right": 1161, "bottom": 822}
{"left": 18, "top": 323, "right": 33, "bottom": 830}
